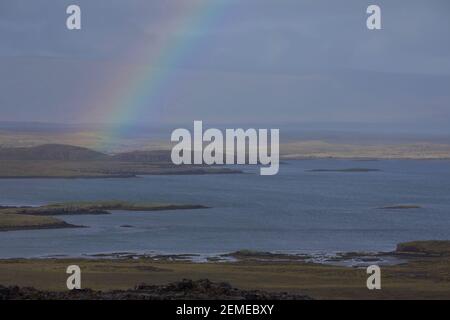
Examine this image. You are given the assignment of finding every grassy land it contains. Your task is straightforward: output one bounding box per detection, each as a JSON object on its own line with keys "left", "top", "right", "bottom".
{"left": 0, "top": 201, "right": 208, "bottom": 215}
{"left": 0, "top": 255, "right": 449, "bottom": 300}
{"left": 281, "top": 141, "right": 450, "bottom": 160}
{"left": 0, "top": 213, "right": 74, "bottom": 231}
{"left": 0, "top": 160, "right": 240, "bottom": 178}
{"left": 1, "top": 241, "right": 450, "bottom": 299}
{"left": 0, "top": 201, "right": 208, "bottom": 231}
{"left": 1, "top": 142, "right": 449, "bottom": 180}
{"left": 396, "top": 240, "right": 450, "bottom": 256}
{"left": 45, "top": 200, "right": 209, "bottom": 211}
{"left": 1, "top": 129, "right": 450, "bottom": 159}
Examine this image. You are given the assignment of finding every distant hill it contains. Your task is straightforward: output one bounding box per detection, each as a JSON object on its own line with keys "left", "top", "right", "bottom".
{"left": 0, "top": 144, "right": 173, "bottom": 162}
{"left": 111, "top": 150, "right": 172, "bottom": 162}
{"left": 0, "top": 144, "right": 107, "bottom": 161}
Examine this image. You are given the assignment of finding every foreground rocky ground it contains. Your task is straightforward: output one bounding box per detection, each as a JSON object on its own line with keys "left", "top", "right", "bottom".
{"left": 0, "top": 279, "right": 311, "bottom": 300}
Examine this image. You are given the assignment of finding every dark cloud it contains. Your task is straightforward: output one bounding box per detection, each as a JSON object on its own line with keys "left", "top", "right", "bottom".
{"left": 0, "top": 0, "right": 449, "bottom": 132}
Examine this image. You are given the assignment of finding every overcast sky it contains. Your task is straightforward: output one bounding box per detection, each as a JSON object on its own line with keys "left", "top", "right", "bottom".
{"left": 1, "top": 0, "right": 449, "bottom": 133}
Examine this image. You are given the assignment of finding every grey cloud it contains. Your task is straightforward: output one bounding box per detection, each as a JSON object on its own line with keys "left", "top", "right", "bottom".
{"left": 0, "top": 0, "right": 449, "bottom": 132}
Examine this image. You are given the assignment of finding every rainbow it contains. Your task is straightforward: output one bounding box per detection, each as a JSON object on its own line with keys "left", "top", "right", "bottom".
{"left": 84, "top": 1, "right": 229, "bottom": 150}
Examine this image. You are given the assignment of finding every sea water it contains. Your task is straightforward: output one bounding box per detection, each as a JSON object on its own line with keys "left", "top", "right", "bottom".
{"left": 0, "top": 159, "right": 449, "bottom": 258}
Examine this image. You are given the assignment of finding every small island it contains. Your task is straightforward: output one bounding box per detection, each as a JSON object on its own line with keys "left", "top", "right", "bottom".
{"left": 0, "top": 201, "right": 209, "bottom": 232}
{"left": 307, "top": 168, "right": 381, "bottom": 173}
{"left": 0, "top": 213, "right": 80, "bottom": 232}
{"left": 378, "top": 205, "right": 422, "bottom": 210}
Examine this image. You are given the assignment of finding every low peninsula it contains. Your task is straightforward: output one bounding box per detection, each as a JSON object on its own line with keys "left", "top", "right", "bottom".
{"left": 0, "top": 201, "right": 208, "bottom": 232}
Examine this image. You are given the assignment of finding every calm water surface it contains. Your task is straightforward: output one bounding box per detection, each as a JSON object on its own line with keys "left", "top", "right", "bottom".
{"left": 1, "top": 160, "right": 450, "bottom": 258}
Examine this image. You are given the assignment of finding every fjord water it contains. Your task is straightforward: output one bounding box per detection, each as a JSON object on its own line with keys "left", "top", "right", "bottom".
{"left": 1, "top": 159, "right": 450, "bottom": 258}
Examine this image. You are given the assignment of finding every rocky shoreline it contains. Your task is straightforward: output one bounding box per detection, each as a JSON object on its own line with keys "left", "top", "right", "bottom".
{"left": 24, "top": 247, "right": 409, "bottom": 267}
{"left": 66, "top": 241, "right": 450, "bottom": 266}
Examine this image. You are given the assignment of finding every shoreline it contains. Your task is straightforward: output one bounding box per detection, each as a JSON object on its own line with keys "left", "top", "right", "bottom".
{"left": 0, "top": 247, "right": 410, "bottom": 267}
{"left": 1, "top": 241, "right": 449, "bottom": 299}
{"left": 1, "top": 240, "right": 444, "bottom": 266}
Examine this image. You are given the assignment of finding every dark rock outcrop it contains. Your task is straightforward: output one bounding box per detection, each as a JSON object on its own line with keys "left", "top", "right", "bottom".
{"left": 0, "top": 279, "right": 312, "bottom": 300}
